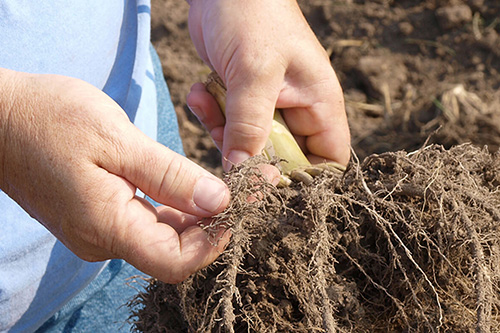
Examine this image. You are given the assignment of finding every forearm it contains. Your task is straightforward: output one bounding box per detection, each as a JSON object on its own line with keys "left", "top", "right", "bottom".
{"left": 0, "top": 68, "right": 22, "bottom": 191}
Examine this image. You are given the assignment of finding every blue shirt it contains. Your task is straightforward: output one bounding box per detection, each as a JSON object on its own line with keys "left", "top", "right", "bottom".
{"left": 0, "top": 1, "right": 160, "bottom": 331}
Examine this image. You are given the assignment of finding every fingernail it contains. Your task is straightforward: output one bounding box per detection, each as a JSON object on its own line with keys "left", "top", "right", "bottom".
{"left": 187, "top": 104, "right": 203, "bottom": 120}
{"left": 223, "top": 150, "right": 251, "bottom": 172}
{"left": 193, "top": 177, "right": 228, "bottom": 213}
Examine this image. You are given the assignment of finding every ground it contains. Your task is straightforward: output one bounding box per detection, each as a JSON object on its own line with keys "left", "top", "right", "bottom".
{"left": 151, "top": 0, "right": 500, "bottom": 173}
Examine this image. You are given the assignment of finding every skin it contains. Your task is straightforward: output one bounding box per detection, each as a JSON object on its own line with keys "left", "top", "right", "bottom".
{"left": 0, "top": 70, "right": 231, "bottom": 283}
{"left": 0, "top": 0, "right": 349, "bottom": 284}
{"left": 187, "top": 0, "right": 350, "bottom": 169}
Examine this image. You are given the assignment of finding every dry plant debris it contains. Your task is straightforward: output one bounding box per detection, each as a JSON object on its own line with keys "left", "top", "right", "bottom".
{"left": 129, "top": 143, "right": 500, "bottom": 333}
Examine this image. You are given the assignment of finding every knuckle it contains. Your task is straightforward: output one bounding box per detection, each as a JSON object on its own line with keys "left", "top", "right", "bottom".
{"left": 156, "top": 154, "right": 187, "bottom": 201}
{"left": 226, "top": 51, "right": 284, "bottom": 88}
{"left": 227, "top": 120, "right": 269, "bottom": 143}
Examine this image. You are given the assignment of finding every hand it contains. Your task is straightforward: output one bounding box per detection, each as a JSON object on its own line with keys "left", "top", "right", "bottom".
{"left": 186, "top": 0, "right": 350, "bottom": 171}
{"left": 0, "top": 69, "right": 230, "bottom": 283}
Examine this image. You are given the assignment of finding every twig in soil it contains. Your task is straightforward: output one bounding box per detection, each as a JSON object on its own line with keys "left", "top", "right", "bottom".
{"left": 405, "top": 38, "right": 456, "bottom": 56}
{"left": 345, "top": 100, "right": 384, "bottom": 117}
{"left": 473, "top": 12, "right": 483, "bottom": 40}
{"left": 381, "top": 83, "right": 393, "bottom": 118}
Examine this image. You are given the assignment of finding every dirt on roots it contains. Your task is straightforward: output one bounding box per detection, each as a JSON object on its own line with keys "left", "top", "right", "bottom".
{"left": 129, "top": 144, "right": 500, "bottom": 332}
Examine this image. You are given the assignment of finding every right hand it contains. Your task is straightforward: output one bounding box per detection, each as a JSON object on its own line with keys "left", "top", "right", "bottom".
{"left": 186, "top": 0, "right": 351, "bottom": 170}
{"left": 0, "top": 69, "right": 231, "bottom": 283}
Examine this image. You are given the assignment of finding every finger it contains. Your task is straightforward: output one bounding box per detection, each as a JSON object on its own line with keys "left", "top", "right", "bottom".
{"left": 98, "top": 126, "right": 230, "bottom": 217}
{"left": 245, "top": 164, "right": 281, "bottom": 203}
{"left": 257, "top": 164, "right": 281, "bottom": 186}
{"left": 294, "top": 135, "right": 308, "bottom": 154}
{"left": 283, "top": 105, "right": 350, "bottom": 165}
{"left": 156, "top": 205, "right": 201, "bottom": 234}
{"left": 187, "top": 83, "right": 226, "bottom": 133}
{"left": 306, "top": 127, "right": 351, "bottom": 166}
{"left": 115, "top": 196, "right": 231, "bottom": 284}
{"left": 186, "top": 83, "right": 225, "bottom": 150}
{"left": 276, "top": 74, "right": 344, "bottom": 137}
{"left": 222, "top": 71, "right": 283, "bottom": 171}
{"left": 277, "top": 73, "right": 351, "bottom": 165}
{"left": 210, "top": 127, "right": 224, "bottom": 152}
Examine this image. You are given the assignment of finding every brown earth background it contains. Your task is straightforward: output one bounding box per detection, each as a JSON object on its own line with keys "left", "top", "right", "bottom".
{"left": 151, "top": 0, "right": 500, "bottom": 174}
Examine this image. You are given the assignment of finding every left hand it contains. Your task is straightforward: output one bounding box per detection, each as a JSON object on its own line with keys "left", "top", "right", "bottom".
{"left": 185, "top": 0, "right": 351, "bottom": 171}
{"left": 0, "top": 70, "right": 231, "bottom": 283}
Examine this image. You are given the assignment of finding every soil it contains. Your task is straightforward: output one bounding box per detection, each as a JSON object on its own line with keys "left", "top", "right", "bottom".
{"left": 151, "top": 0, "right": 500, "bottom": 175}
{"left": 131, "top": 144, "right": 500, "bottom": 332}
{"left": 130, "top": 0, "right": 500, "bottom": 332}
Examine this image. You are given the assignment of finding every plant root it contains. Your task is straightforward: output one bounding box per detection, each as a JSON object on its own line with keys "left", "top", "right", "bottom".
{"left": 130, "top": 144, "right": 500, "bottom": 332}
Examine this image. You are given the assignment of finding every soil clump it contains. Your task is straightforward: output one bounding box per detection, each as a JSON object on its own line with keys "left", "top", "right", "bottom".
{"left": 130, "top": 144, "right": 500, "bottom": 332}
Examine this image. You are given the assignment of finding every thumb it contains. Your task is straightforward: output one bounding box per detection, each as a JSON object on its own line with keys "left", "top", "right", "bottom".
{"left": 101, "top": 130, "right": 230, "bottom": 217}
{"left": 117, "top": 197, "right": 231, "bottom": 284}
{"left": 222, "top": 72, "right": 283, "bottom": 171}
